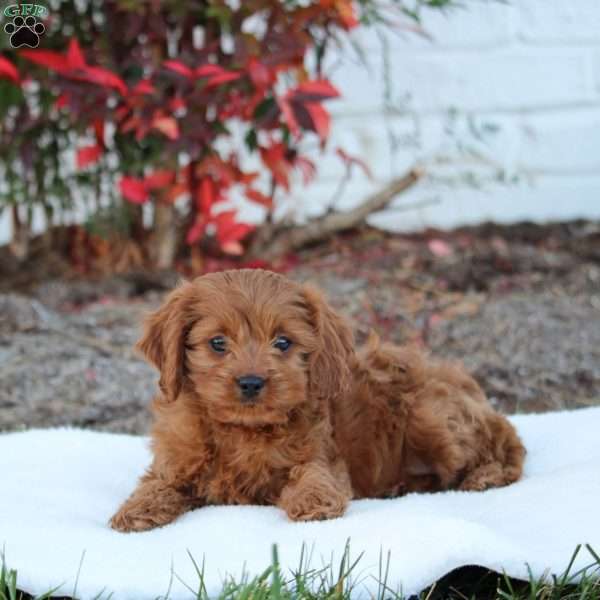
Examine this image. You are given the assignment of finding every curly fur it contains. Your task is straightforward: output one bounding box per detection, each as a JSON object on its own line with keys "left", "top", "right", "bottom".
{"left": 110, "top": 269, "right": 525, "bottom": 532}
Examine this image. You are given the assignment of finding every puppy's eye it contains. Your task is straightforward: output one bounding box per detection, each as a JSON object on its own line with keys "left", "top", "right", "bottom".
{"left": 273, "top": 336, "right": 292, "bottom": 352}
{"left": 209, "top": 336, "right": 227, "bottom": 353}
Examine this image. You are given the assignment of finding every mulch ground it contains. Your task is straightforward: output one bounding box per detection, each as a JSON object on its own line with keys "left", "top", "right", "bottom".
{"left": 1, "top": 220, "right": 599, "bottom": 433}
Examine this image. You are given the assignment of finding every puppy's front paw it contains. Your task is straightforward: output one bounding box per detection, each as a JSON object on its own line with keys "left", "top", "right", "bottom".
{"left": 109, "top": 473, "right": 201, "bottom": 532}
{"left": 281, "top": 486, "right": 348, "bottom": 521}
{"left": 109, "top": 505, "right": 165, "bottom": 533}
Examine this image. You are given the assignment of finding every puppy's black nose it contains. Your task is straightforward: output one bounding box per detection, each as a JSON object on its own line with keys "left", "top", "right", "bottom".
{"left": 237, "top": 375, "right": 265, "bottom": 400}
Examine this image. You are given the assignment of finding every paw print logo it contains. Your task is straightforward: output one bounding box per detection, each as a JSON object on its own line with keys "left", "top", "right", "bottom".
{"left": 4, "top": 15, "right": 45, "bottom": 48}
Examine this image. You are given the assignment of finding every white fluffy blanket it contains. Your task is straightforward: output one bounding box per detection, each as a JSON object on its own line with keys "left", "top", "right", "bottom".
{"left": 1, "top": 407, "right": 599, "bottom": 598}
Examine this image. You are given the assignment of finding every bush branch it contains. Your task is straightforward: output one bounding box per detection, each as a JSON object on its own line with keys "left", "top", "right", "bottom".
{"left": 248, "top": 167, "right": 423, "bottom": 259}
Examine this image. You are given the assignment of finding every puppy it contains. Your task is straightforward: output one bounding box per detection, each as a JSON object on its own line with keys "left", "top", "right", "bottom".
{"left": 110, "top": 269, "right": 524, "bottom": 532}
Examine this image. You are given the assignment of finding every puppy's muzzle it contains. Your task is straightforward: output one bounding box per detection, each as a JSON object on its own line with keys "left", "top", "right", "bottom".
{"left": 236, "top": 375, "right": 265, "bottom": 403}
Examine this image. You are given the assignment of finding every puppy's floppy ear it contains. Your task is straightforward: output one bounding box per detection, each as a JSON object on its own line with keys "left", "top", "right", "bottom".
{"left": 301, "top": 285, "right": 354, "bottom": 402}
{"left": 136, "top": 280, "right": 196, "bottom": 403}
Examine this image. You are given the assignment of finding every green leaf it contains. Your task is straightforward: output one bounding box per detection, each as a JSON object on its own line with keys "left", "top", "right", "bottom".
{"left": 244, "top": 129, "right": 258, "bottom": 152}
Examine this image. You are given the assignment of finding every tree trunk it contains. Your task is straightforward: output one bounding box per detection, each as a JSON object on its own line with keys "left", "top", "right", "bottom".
{"left": 9, "top": 204, "right": 31, "bottom": 261}
{"left": 151, "top": 201, "right": 178, "bottom": 269}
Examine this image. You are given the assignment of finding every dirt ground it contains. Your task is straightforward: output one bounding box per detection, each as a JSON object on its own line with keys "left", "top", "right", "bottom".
{"left": 1, "top": 220, "right": 599, "bottom": 434}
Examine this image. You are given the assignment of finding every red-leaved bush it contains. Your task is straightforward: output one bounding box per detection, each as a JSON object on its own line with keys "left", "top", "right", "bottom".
{"left": 0, "top": 1, "right": 451, "bottom": 265}
{"left": 0, "top": 0, "right": 362, "bottom": 258}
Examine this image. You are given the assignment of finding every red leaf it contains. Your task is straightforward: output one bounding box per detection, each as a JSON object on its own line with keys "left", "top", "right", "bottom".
{"left": 194, "top": 64, "right": 226, "bottom": 78}
{"left": 120, "top": 115, "right": 140, "bottom": 134}
{"left": 196, "top": 155, "right": 238, "bottom": 187}
{"left": 340, "top": 12, "right": 359, "bottom": 29}
{"left": 119, "top": 177, "right": 148, "bottom": 204}
{"left": 294, "top": 102, "right": 330, "bottom": 143}
{"left": 278, "top": 98, "right": 301, "bottom": 139}
{"left": 0, "top": 56, "right": 20, "bottom": 84}
{"left": 93, "top": 119, "right": 104, "bottom": 147}
{"left": 294, "top": 156, "right": 316, "bottom": 185}
{"left": 307, "top": 103, "right": 330, "bottom": 142}
{"left": 186, "top": 217, "right": 207, "bottom": 244}
{"left": 163, "top": 60, "right": 194, "bottom": 78}
{"left": 165, "top": 182, "right": 189, "bottom": 203}
{"left": 428, "top": 239, "right": 453, "bottom": 257}
{"left": 144, "top": 170, "right": 175, "bottom": 190}
{"left": 76, "top": 144, "right": 103, "bottom": 169}
{"left": 240, "top": 259, "right": 270, "bottom": 270}
{"left": 245, "top": 188, "right": 273, "bottom": 208}
{"left": 169, "top": 97, "right": 186, "bottom": 112}
{"left": 335, "top": 147, "right": 373, "bottom": 179}
{"left": 76, "top": 66, "right": 127, "bottom": 95}
{"left": 20, "top": 49, "right": 69, "bottom": 72}
{"left": 248, "top": 58, "right": 273, "bottom": 90}
{"left": 132, "top": 78, "right": 156, "bottom": 95}
{"left": 221, "top": 240, "right": 245, "bottom": 256}
{"left": 237, "top": 171, "right": 259, "bottom": 185}
{"left": 135, "top": 122, "right": 151, "bottom": 141}
{"left": 260, "top": 144, "right": 290, "bottom": 191}
{"left": 152, "top": 116, "right": 179, "bottom": 140}
{"left": 21, "top": 41, "right": 126, "bottom": 95}
{"left": 114, "top": 105, "right": 129, "bottom": 121}
{"left": 335, "top": 0, "right": 359, "bottom": 29}
{"left": 205, "top": 71, "right": 243, "bottom": 88}
{"left": 54, "top": 92, "right": 69, "bottom": 109}
{"left": 196, "top": 178, "right": 217, "bottom": 215}
{"left": 213, "top": 210, "right": 235, "bottom": 233}
{"left": 215, "top": 211, "right": 254, "bottom": 246}
{"left": 220, "top": 222, "right": 254, "bottom": 245}
{"left": 66, "top": 39, "right": 86, "bottom": 70}
{"left": 289, "top": 79, "right": 340, "bottom": 103}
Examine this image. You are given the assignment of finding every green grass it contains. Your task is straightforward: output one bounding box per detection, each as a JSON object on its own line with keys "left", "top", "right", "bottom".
{"left": 1, "top": 544, "right": 599, "bottom": 600}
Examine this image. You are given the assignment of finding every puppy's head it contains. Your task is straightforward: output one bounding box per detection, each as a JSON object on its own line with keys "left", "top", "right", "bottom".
{"left": 137, "top": 269, "right": 353, "bottom": 426}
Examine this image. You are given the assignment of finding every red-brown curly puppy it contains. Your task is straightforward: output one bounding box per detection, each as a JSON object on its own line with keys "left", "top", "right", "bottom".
{"left": 110, "top": 269, "right": 525, "bottom": 532}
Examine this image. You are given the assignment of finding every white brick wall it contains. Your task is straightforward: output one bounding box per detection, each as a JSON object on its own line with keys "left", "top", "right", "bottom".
{"left": 295, "top": 0, "right": 600, "bottom": 231}
{"left": 518, "top": 1, "right": 600, "bottom": 44}
{"left": 2, "top": 1, "right": 600, "bottom": 245}
{"left": 518, "top": 108, "right": 600, "bottom": 172}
